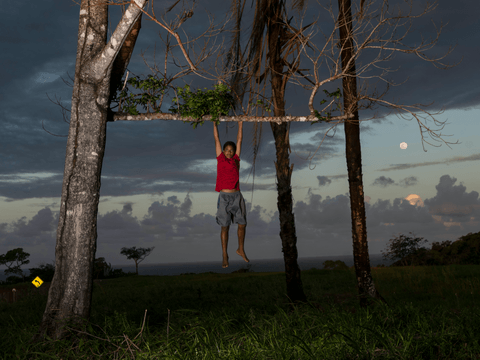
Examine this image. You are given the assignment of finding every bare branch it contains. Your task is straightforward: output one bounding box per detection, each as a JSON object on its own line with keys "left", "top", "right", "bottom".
{"left": 112, "top": 111, "right": 355, "bottom": 124}
{"left": 106, "top": 0, "right": 461, "bottom": 159}
{"left": 361, "top": 95, "right": 460, "bottom": 152}
{"left": 291, "top": 0, "right": 462, "bottom": 154}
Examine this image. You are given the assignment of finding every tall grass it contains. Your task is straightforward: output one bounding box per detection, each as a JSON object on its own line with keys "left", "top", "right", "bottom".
{"left": 1, "top": 264, "right": 479, "bottom": 359}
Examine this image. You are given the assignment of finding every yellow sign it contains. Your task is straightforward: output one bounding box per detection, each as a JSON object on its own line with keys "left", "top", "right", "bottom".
{"left": 32, "top": 277, "right": 43, "bottom": 288}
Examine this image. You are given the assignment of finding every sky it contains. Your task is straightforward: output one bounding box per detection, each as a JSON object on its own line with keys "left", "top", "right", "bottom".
{"left": 0, "top": 0, "right": 479, "bottom": 275}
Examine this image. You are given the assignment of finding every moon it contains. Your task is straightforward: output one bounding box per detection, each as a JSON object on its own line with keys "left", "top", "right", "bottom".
{"left": 400, "top": 142, "right": 408, "bottom": 150}
{"left": 405, "top": 194, "right": 424, "bottom": 207}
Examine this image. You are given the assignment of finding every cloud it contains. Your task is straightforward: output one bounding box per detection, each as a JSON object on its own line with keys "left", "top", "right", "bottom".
{"left": 1, "top": 175, "right": 479, "bottom": 269}
{"left": 378, "top": 153, "right": 480, "bottom": 172}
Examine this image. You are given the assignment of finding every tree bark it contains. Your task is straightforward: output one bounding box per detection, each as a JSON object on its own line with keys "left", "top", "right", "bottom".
{"left": 112, "top": 112, "right": 354, "bottom": 122}
{"left": 338, "top": 0, "right": 387, "bottom": 308}
{"left": 31, "top": 0, "right": 146, "bottom": 342}
{"left": 268, "top": 0, "right": 307, "bottom": 308}
{"left": 107, "top": 8, "right": 142, "bottom": 123}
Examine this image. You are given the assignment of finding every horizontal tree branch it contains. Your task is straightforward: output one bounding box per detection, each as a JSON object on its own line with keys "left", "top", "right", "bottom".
{"left": 111, "top": 111, "right": 356, "bottom": 123}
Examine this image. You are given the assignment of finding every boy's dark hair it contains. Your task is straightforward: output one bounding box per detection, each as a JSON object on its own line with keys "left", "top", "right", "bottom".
{"left": 223, "top": 141, "right": 236, "bottom": 154}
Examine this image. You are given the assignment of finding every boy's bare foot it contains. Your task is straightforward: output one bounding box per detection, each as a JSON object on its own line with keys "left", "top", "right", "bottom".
{"left": 236, "top": 249, "right": 249, "bottom": 263}
{"left": 222, "top": 255, "right": 229, "bottom": 268}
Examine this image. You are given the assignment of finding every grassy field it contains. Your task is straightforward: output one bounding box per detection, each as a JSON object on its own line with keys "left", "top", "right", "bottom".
{"left": 0, "top": 264, "right": 479, "bottom": 359}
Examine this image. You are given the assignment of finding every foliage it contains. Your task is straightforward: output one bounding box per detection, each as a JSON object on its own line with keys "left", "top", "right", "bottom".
{"left": 27, "top": 262, "right": 55, "bottom": 283}
{"left": 120, "top": 246, "right": 155, "bottom": 261}
{"left": 311, "top": 88, "right": 343, "bottom": 124}
{"left": 120, "top": 246, "right": 155, "bottom": 275}
{"left": 93, "top": 257, "right": 114, "bottom": 280}
{"left": 400, "top": 231, "right": 480, "bottom": 267}
{"left": 448, "top": 231, "right": 480, "bottom": 265}
{"left": 2, "top": 276, "right": 23, "bottom": 285}
{"left": 169, "top": 83, "right": 236, "bottom": 127}
{"left": 322, "top": 260, "right": 349, "bottom": 271}
{"left": 383, "top": 231, "right": 480, "bottom": 267}
{"left": 106, "top": 268, "right": 137, "bottom": 279}
{"left": 113, "top": 74, "right": 343, "bottom": 127}
{"left": 113, "top": 75, "right": 236, "bottom": 128}
{"left": 0, "top": 259, "right": 136, "bottom": 285}
{"left": 430, "top": 239, "right": 453, "bottom": 252}
{"left": 249, "top": 99, "right": 272, "bottom": 114}
{"left": 0, "top": 248, "right": 30, "bottom": 282}
{"left": 93, "top": 256, "right": 140, "bottom": 279}
{"left": 111, "top": 74, "right": 167, "bottom": 116}
{"left": 381, "top": 232, "right": 429, "bottom": 267}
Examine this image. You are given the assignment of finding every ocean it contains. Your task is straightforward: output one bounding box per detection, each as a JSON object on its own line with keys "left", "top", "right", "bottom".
{"left": 0, "top": 253, "right": 396, "bottom": 282}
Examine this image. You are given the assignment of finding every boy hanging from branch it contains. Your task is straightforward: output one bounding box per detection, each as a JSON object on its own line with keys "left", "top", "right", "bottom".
{"left": 213, "top": 121, "right": 249, "bottom": 268}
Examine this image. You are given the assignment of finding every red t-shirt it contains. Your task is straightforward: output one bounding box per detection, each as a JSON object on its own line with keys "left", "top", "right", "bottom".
{"left": 215, "top": 153, "right": 240, "bottom": 192}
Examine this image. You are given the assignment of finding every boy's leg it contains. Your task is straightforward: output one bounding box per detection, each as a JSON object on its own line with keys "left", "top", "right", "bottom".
{"left": 236, "top": 224, "right": 249, "bottom": 263}
{"left": 221, "top": 226, "right": 229, "bottom": 268}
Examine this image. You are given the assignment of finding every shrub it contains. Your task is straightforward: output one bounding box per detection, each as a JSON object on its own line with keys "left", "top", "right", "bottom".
{"left": 27, "top": 262, "right": 55, "bottom": 283}
{"left": 322, "top": 260, "right": 349, "bottom": 271}
{"left": 381, "top": 232, "right": 429, "bottom": 267}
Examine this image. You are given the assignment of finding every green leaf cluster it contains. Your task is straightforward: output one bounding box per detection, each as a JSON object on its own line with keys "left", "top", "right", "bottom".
{"left": 113, "top": 74, "right": 167, "bottom": 116}
{"left": 113, "top": 75, "right": 236, "bottom": 129}
{"left": 249, "top": 99, "right": 272, "bottom": 113}
{"left": 113, "top": 74, "right": 343, "bottom": 127}
{"left": 311, "top": 88, "right": 343, "bottom": 125}
{"left": 169, "top": 83, "right": 235, "bottom": 129}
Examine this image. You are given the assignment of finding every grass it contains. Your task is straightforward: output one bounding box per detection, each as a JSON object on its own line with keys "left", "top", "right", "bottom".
{"left": 0, "top": 264, "right": 479, "bottom": 359}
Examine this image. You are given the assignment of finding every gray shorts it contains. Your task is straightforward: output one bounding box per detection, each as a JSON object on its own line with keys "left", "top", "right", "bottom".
{"left": 216, "top": 191, "right": 247, "bottom": 227}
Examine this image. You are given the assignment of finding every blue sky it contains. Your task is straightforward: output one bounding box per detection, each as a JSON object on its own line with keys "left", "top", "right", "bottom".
{"left": 0, "top": 0, "right": 479, "bottom": 274}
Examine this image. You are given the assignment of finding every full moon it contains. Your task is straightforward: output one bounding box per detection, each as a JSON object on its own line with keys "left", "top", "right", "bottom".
{"left": 405, "top": 194, "right": 424, "bottom": 207}
{"left": 400, "top": 142, "right": 408, "bottom": 149}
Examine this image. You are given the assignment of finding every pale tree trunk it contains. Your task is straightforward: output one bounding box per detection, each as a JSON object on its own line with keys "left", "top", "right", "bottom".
{"left": 338, "top": 0, "right": 387, "bottom": 308}
{"left": 107, "top": 4, "right": 142, "bottom": 123}
{"left": 267, "top": 1, "right": 307, "bottom": 308}
{"left": 31, "top": 0, "right": 147, "bottom": 342}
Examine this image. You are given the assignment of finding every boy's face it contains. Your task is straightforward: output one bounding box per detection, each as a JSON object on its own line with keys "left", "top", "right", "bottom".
{"left": 223, "top": 146, "right": 234, "bottom": 159}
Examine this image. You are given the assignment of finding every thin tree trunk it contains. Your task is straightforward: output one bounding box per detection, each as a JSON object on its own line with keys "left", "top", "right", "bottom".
{"left": 31, "top": 0, "right": 146, "bottom": 342}
{"left": 107, "top": 7, "right": 142, "bottom": 123}
{"left": 338, "top": 0, "right": 387, "bottom": 308}
{"left": 268, "top": 1, "right": 307, "bottom": 309}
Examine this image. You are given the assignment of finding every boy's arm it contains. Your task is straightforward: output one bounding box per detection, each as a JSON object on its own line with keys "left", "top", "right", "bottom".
{"left": 236, "top": 121, "right": 243, "bottom": 157}
{"left": 214, "top": 122, "right": 222, "bottom": 157}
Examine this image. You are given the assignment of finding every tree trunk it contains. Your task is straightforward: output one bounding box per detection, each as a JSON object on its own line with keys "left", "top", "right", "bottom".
{"left": 107, "top": 6, "right": 142, "bottom": 123}
{"left": 31, "top": 0, "right": 146, "bottom": 342}
{"left": 338, "top": 0, "right": 387, "bottom": 308}
{"left": 268, "top": 1, "right": 307, "bottom": 308}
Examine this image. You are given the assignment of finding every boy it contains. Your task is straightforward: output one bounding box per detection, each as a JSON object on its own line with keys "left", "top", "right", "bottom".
{"left": 213, "top": 121, "right": 249, "bottom": 268}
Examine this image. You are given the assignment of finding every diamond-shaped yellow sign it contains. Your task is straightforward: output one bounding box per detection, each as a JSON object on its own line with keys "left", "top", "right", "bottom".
{"left": 32, "top": 277, "right": 43, "bottom": 288}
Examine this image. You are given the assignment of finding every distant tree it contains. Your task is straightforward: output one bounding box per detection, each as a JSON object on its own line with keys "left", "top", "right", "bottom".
{"left": 322, "top": 260, "right": 349, "bottom": 271}
{"left": 120, "top": 247, "right": 155, "bottom": 275}
{"left": 431, "top": 240, "right": 453, "bottom": 252}
{"left": 93, "top": 257, "right": 113, "bottom": 279}
{"left": 0, "top": 248, "right": 31, "bottom": 282}
{"left": 439, "top": 232, "right": 480, "bottom": 266}
{"left": 387, "top": 231, "right": 480, "bottom": 267}
{"left": 381, "top": 232, "right": 429, "bottom": 267}
{"left": 28, "top": 262, "right": 56, "bottom": 283}
{"left": 5, "top": 276, "right": 24, "bottom": 285}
